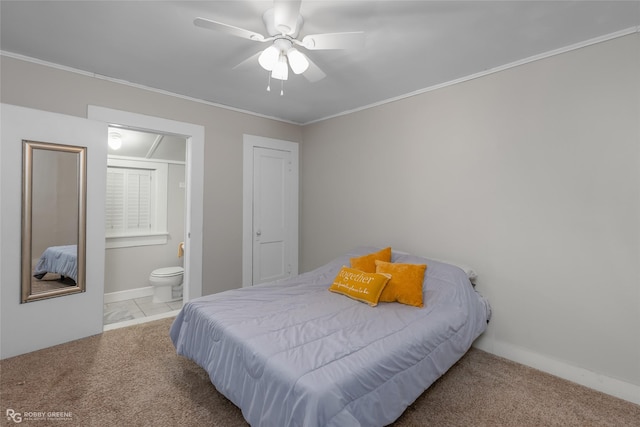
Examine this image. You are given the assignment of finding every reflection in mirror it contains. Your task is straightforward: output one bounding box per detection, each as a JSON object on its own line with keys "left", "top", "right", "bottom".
{"left": 21, "top": 140, "right": 87, "bottom": 303}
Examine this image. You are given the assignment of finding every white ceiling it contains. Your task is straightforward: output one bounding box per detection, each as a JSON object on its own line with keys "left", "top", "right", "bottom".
{"left": 1, "top": 1, "right": 638, "bottom": 124}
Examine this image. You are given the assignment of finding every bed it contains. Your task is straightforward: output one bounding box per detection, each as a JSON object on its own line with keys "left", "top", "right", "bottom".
{"left": 170, "top": 247, "right": 490, "bottom": 426}
{"left": 33, "top": 244, "right": 78, "bottom": 283}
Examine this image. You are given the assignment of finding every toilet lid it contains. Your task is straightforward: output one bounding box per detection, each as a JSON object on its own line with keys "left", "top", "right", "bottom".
{"left": 151, "top": 266, "right": 184, "bottom": 277}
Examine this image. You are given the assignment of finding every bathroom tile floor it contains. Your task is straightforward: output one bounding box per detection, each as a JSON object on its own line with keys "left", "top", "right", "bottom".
{"left": 103, "top": 296, "right": 183, "bottom": 326}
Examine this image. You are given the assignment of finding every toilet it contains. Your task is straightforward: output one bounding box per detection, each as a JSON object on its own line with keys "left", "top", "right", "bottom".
{"left": 149, "top": 266, "right": 184, "bottom": 303}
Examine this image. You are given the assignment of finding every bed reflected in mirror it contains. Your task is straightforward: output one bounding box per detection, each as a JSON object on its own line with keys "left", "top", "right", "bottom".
{"left": 21, "top": 140, "right": 87, "bottom": 303}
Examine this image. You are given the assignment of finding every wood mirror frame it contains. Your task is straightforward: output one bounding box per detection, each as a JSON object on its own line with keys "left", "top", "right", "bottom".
{"left": 21, "top": 140, "right": 87, "bottom": 303}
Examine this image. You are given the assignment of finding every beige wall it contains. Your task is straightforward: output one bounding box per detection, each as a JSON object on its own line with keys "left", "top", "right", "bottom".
{"left": 0, "top": 56, "right": 302, "bottom": 296}
{"left": 301, "top": 34, "right": 640, "bottom": 391}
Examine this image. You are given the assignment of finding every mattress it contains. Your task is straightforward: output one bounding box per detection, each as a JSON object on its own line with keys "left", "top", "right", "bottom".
{"left": 33, "top": 244, "right": 78, "bottom": 282}
{"left": 170, "top": 247, "right": 490, "bottom": 426}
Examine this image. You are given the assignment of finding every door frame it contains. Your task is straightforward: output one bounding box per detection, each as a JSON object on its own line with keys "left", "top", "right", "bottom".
{"left": 242, "top": 135, "right": 299, "bottom": 287}
{"left": 88, "top": 106, "right": 204, "bottom": 303}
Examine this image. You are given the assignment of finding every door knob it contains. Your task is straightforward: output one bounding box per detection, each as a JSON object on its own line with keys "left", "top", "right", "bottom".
{"left": 256, "top": 230, "right": 261, "bottom": 236}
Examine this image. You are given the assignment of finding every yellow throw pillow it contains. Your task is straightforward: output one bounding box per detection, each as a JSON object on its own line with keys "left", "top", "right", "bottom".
{"left": 329, "top": 266, "right": 391, "bottom": 307}
{"left": 350, "top": 247, "right": 392, "bottom": 273}
{"left": 375, "top": 260, "right": 427, "bottom": 307}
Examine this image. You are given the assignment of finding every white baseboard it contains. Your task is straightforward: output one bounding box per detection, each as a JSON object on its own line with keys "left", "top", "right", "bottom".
{"left": 473, "top": 339, "right": 640, "bottom": 406}
{"left": 104, "top": 286, "right": 154, "bottom": 304}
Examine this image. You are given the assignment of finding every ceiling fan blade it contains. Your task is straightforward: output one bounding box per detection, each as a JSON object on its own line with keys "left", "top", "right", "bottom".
{"left": 194, "top": 17, "right": 266, "bottom": 42}
{"left": 302, "top": 56, "right": 326, "bottom": 83}
{"left": 273, "top": 0, "right": 302, "bottom": 35}
{"left": 300, "top": 31, "right": 365, "bottom": 50}
{"left": 232, "top": 51, "right": 263, "bottom": 71}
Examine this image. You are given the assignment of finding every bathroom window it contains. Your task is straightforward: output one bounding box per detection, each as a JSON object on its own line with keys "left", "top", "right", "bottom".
{"left": 106, "top": 158, "right": 168, "bottom": 248}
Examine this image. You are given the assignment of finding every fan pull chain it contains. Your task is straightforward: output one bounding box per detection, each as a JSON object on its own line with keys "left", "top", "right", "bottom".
{"left": 266, "top": 73, "right": 271, "bottom": 92}
{"left": 280, "top": 80, "right": 284, "bottom": 96}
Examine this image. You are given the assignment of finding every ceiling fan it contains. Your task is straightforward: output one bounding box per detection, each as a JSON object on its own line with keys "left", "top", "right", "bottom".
{"left": 194, "top": 0, "right": 364, "bottom": 94}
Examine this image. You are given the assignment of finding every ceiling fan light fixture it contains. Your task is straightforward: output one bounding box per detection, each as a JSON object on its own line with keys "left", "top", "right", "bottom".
{"left": 287, "top": 48, "right": 309, "bottom": 74}
{"left": 196, "top": 2, "right": 357, "bottom": 87}
{"left": 271, "top": 54, "right": 289, "bottom": 80}
{"left": 258, "top": 45, "right": 280, "bottom": 71}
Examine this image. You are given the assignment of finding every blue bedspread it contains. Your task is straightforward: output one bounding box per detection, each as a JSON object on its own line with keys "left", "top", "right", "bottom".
{"left": 33, "top": 244, "right": 78, "bottom": 282}
{"left": 171, "top": 247, "right": 490, "bottom": 426}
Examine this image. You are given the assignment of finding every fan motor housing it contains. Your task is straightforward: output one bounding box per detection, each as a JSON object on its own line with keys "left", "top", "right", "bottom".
{"left": 263, "top": 8, "right": 304, "bottom": 37}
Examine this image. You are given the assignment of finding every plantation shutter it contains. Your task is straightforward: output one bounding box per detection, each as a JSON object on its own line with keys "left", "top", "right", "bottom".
{"left": 106, "top": 167, "right": 153, "bottom": 235}
{"left": 106, "top": 168, "right": 125, "bottom": 232}
{"left": 126, "top": 170, "right": 152, "bottom": 231}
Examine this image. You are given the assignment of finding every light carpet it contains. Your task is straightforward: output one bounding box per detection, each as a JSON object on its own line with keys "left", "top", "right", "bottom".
{"left": 1, "top": 317, "right": 638, "bottom": 426}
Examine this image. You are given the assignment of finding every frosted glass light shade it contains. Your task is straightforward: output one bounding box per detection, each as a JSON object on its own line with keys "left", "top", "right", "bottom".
{"left": 108, "top": 132, "right": 122, "bottom": 150}
{"left": 258, "top": 45, "right": 280, "bottom": 71}
{"left": 287, "top": 48, "right": 309, "bottom": 74}
{"left": 271, "top": 55, "right": 289, "bottom": 80}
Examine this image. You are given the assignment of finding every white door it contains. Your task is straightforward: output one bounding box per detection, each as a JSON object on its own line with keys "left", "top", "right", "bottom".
{"left": 1, "top": 104, "right": 106, "bottom": 359}
{"left": 243, "top": 135, "right": 298, "bottom": 287}
{"left": 253, "top": 147, "right": 291, "bottom": 284}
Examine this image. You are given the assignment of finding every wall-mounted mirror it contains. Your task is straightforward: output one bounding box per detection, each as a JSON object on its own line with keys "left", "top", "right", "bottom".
{"left": 21, "top": 140, "right": 87, "bottom": 303}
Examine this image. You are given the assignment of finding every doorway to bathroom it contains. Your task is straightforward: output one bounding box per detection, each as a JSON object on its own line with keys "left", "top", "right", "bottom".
{"left": 102, "top": 127, "right": 187, "bottom": 327}
{"left": 88, "top": 106, "right": 205, "bottom": 331}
